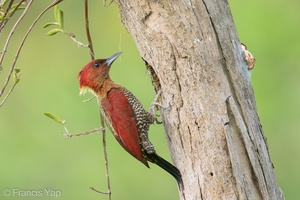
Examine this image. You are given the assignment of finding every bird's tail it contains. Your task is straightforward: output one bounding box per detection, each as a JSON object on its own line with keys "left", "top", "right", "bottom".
{"left": 146, "top": 153, "right": 184, "bottom": 189}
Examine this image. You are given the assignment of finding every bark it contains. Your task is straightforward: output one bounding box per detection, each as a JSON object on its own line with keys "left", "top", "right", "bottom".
{"left": 116, "top": 0, "right": 285, "bottom": 200}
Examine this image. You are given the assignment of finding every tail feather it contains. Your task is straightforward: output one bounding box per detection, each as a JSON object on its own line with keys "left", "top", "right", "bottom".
{"left": 145, "top": 153, "right": 184, "bottom": 189}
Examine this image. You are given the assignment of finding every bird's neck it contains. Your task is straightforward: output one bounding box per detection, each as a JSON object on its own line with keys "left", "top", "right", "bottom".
{"left": 93, "top": 79, "right": 122, "bottom": 98}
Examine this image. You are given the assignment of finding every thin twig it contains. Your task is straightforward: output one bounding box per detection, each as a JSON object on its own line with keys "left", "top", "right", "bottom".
{"left": 0, "top": 72, "right": 21, "bottom": 107}
{"left": 0, "top": 0, "right": 63, "bottom": 106}
{"left": 62, "top": 121, "right": 69, "bottom": 135}
{"left": 103, "top": 0, "right": 115, "bottom": 6}
{"left": 68, "top": 33, "right": 89, "bottom": 47}
{"left": 0, "top": 0, "right": 34, "bottom": 97}
{"left": 108, "top": 0, "right": 115, "bottom": 6}
{"left": 84, "top": 1, "right": 111, "bottom": 199}
{"left": 89, "top": 187, "right": 111, "bottom": 195}
{"left": 83, "top": 96, "right": 96, "bottom": 102}
{"left": 64, "top": 128, "right": 104, "bottom": 139}
{"left": 84, "top": 0, "right": 94, "bottom": 60}
{"left": 100, "top": 117, "right": 111, "bottom": 199}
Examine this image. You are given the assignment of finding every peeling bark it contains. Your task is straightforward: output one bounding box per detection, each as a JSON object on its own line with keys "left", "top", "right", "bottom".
{"left": 116, "top": 0, "right": 285, "bottom": 199}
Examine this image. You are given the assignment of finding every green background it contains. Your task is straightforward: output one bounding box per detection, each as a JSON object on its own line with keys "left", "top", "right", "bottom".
{"left": 1, "top": 0, "right": 299, "bottom": 199}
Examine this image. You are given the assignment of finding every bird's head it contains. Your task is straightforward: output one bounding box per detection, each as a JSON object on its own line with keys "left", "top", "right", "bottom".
{"left": 78, "top": 52, "right": 122, "bottom": 95}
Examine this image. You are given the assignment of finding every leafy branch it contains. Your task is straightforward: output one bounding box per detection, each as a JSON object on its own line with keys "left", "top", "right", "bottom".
{"left": 1, "top": 0, "right": 112, "bottom": 198}
{"left": 0, "top": 0, "right": 26, "bottom": 32}
{"left": 43, "top": 4, "right": 88, "bottom": 47}
{"left": 83, "top": 0, "right": 112, "bottom": 199}
{"left": 0, "top": 0, "right": 63, "bottom": 107}
{"left": 44, "top": 112, "right": 103, "bottom": 139}
{"left": 0, "top": 68, "right": 21, "bottom": 107}
{"left": 44, "top": 1, "right": 113, "bottom": 199}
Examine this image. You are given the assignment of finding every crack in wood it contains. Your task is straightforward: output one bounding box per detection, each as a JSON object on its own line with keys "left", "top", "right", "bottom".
{"left": 225, "top": 96, "right": 264, "bottom": 200}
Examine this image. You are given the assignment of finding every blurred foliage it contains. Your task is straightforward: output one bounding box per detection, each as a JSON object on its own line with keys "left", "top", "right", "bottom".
{"left": 0, "top": 0, "right": 299, "bottom": 199}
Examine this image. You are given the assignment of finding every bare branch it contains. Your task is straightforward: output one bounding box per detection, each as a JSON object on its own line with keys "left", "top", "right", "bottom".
{"left": 64, "top": 128, "right": 104, "bottom": 139}
{"left": 68, "top": 33, "right": 89, "bottom": 48}
{"left": 84, "top": 0, "right": 94, "bottom": 60}
{"left": 83, "top": 96, "right": 96, "bottom": 102}
{"left": 89, "top": 186, "right": 111, "bottom": 195}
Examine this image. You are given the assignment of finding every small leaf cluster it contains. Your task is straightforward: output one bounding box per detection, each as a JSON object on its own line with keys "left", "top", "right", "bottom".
{"left": 13, "top": 68, "right": 21, "bottom": 84}
{"left": 0, "top": 0, "right": 26, "bottom": 21}
{"left": 43, "top": 4, "right": 65, "bottom": 36}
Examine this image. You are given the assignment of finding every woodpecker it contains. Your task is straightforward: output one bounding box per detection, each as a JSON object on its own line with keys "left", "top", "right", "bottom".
{"left": 78, "top": 52, "right": 183, "bottom": 188}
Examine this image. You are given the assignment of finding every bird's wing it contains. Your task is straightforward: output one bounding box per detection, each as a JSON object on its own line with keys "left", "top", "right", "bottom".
{"left": 102, "top": 88, "right": 148, "bottom": 166}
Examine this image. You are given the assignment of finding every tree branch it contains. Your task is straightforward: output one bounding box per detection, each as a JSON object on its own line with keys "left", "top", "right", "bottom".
{"left": 84, "top": 1, "right": 111, "bottom": 199}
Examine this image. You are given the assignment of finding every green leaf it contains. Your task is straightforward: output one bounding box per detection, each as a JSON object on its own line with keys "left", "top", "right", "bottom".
{"left": 46, "top": 28, "right": 64, "bottom": 36}
{"left": 0, "top": 0, "right": 9, "bottom": 8}
{"left": 15, "top": 7, "right": 25, "bottom": 10}
{"left": 0, "top": 16, "right": 5, "bottom": 21}
{"left": 13, "top": 74, "right": 20, "bottom": 83}
{"left": 13, "top": 68, "right": 21, "bottom": 83}
{"left": 42, "top": 22, "right": 59, "bottom": 28}
{"left": 10, "top": 3, "right": 25, "bottom": 10}
{"left": 54, "top": 4, "right": 60, "bottom": 22}
{"left": 57, "top": 9, "right": 64, "bottom": 28}
{"left": 44, "top": 112, "right": 64, "bottom": 124}
{"left": 14, "top": 68, "right": 20, "bottom": 73}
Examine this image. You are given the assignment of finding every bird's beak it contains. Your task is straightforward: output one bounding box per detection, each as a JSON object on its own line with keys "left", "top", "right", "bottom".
{"left": 105, "top": 52, "right": 122, "bottom": 66}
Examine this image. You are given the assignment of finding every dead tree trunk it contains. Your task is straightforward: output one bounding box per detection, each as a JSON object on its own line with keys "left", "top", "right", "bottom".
{"left": 117, "top": 0, "right": 285, "bottom": 200}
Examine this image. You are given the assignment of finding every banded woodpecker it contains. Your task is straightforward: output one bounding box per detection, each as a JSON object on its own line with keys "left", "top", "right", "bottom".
{"left": 78, "top": 52, "right": 183, "bottom": 188}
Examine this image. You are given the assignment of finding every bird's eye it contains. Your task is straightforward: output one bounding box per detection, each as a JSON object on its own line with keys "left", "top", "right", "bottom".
{"left": 94, "top": 62, "right": 100, "bottom": 68}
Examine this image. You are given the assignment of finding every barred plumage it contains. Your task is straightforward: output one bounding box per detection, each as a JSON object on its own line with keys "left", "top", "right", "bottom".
{"left": 121, "top": 88, "right": 156, "bottom": 154}
{"left": 78, "top": 52, "right": 183, "bottom": 189}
